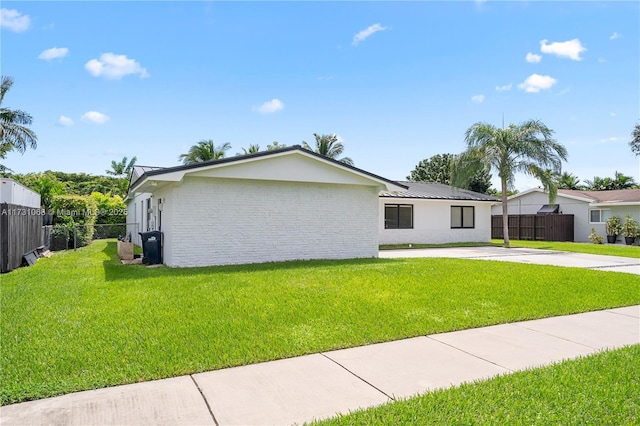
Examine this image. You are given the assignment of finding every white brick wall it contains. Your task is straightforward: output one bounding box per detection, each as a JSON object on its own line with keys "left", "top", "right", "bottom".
{"left": 379, "top": 199, "right": 493, "bottom": 245}
{"left": 164, "top": 177, "right": 380, "bottom": 267}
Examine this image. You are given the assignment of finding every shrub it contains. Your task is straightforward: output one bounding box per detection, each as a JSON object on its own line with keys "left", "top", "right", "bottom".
{"left": 49, "top": 224, "right": 70, "bottom": 251}
{"left": 588, "top": 228, "right": 604, "bottom": 244}
{"left": 51, "top": 195, "right": 98, "bottom": 248}
{"left": 622, "top": 215, "right": 639, "bottom": 238}
{"left": 90, "top": 192, "right": 126, "bottom": 225}
{"left": 605, "top": 216, "right": 623, "bottom": 236}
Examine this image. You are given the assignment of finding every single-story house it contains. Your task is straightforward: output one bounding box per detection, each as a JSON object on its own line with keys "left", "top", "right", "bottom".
{"left": 125, "top": 145, "right": 406, "bottom": 267}
{"left": 379, "top": 182, "right": 499, "bottom": 245}
{"left": 490, "top": 188, "right": 640, "bottom": 242}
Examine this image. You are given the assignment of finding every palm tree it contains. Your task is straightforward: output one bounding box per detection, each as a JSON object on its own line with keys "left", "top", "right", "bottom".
{"left": 452, "top": 119, "right": 568, "bottom": 247}
{"left": 302, "top": 133, "right": 353, "bottom": 165}
{"left": 179, "top": 140, "right": 231, "bottom": 165}
{"left": 0, "top": 76, "right": 38, "bottom": 159}
{"left": 240, "top": 144, "right": 261, "bottom": 155}
{"left": 586, "top": 172, "right": 638, "bottom": 191}
{"left": 585, "top": 172, "right": 638, "bottom": 190}
{"left": 556, "top": 171, "right": 582, "bottom": 190}
{"left": 267, "top": 141, "right": 287, "bottom": 150}
{"left": 630, "top": 122, "right": 640, "bottom": 157}
{"left": 106, "top": 156, "right": 137, "bottom": 177}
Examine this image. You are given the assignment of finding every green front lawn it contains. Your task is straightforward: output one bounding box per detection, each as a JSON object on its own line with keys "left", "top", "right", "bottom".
{"left": 496, "top": 239, "right": 640, "bottom": 258}
{"left": 313, "top": 345, "right": 640, "bottom": 425}
{"left": 1, "top": 240, "right": 639, "bottom": 405}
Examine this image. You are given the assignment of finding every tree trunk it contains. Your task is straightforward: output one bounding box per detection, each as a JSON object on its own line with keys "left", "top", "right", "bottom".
{"left": 501, "top": 179, "right": 510, "bottom": 248}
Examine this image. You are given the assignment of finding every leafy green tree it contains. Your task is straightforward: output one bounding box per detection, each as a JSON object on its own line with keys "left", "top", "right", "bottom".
{"left": 106, "top": 156, "right": 137, "bottom": 177}
{"left": 452, "top": 120, "right": 568, "bottom": 247}
{"left": 9, "top": 171, "right": 127, "bottom": 198}
{"left": 555, "top": 171, "right": 583, "bottom": 190}
{"left": 0, "top": 76, "right": 37, "bottom": 160}
{"left": 630, "top": 122, "right": 640, "bottom": 157}
{"left": 179, "top": 140, "right": 231, "bottom": 165}
{"left": 302, "top": 133, "right": 353, "bottom": 165}
{"left": 407, "top": 153, "right": 493, "bottom": 194}
{"left": 33, "top": 174, "right": 66, "bottom": 212}
{"left": 267, "top": 141, "right": 287, "bottom": 150}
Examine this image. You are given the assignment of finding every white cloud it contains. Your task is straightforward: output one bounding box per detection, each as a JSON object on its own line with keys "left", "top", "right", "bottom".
{"left": 38, "top": 47, "right": 69, "bottom": 61}
{"left": 471, "top": 95, "right": 485, "bottom": 104}
{"left": 610, "top": 112, "right": 616, "bottom": 117}
{"left": 609, "top": 32, "right": 622, "bottom": 40}
{"left": 518, "top": 74, "right": 557, "bottom": 93}
{"left": 525, "top": 52, "right": 542, "bottom": 63}
{"left": 58, "top": 116, "right": 74, "bottom": 127}
{"left": 600, "top": 137, "right": 618, "bottom": 143}
{"left": 81, "top": 111, "right": 110, "bottom": 124}
{"left": 598, "top": 58, "right": 606, "bottom": 63}
{"left": 85, "top": 53, "right": 149, "bottom": 80}
{"left": 0, "top": 8, "right": 30, "bottom": 32}
{"left": 496, "top": 83, "right": 512, "bottom": 92}
{"left": 352, "top": 23, "right": 388, "bottom": 46}
{"left": 540, "top": 39, "right": 586, "bottom": 61}
{"left": 253, "top": 99, "right": 284, "bottom": 114}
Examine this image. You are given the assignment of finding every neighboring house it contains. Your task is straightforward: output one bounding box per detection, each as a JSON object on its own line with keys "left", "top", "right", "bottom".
{"left": 490, "top": 188, "right": 640, "bottom": 242}
{"left": 379, "top": 182, "right": 499, "bottom": 245}
{"left": 125, "top": 145, "right": 405, "bottom": 267}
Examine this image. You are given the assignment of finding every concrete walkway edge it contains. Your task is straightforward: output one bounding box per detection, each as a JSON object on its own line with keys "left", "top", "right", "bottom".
{"left": 2, "top": 306, "right": 638, "bottom": 426}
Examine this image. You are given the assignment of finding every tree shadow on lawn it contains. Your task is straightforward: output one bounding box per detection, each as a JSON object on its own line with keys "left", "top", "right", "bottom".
{"left": 101, "top": 241, "right": 401, "bottom": 282}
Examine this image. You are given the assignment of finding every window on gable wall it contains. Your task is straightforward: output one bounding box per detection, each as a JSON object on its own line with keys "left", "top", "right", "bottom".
{"left": 589, "top": 209, "right": 610, "bottom": 224}
{"left": 451, "top": 206, "right": 475, "bottom": 229}
{"left": 385, "top": 204, "right": 413, "bottom": 229}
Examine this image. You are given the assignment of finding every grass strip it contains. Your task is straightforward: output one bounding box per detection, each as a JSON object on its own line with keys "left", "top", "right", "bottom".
{"left": 313, "top": 345, "right": 640, "bottom": 425}
{"left": 2, "top": 240, "right": 639, "bottom": 404}
{"left": 499, "top": 239, "right": 640, "bottom": 258}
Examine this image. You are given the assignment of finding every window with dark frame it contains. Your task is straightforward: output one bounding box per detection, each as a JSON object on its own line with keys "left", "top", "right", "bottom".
{"left": 451, "top": 206, "right": 475, "bottom": 229}
{"left": 385, "top": 204, "right": 413, "bottom": 229}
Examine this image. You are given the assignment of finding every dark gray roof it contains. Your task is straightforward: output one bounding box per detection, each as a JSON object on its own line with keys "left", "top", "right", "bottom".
{"left": 380, "top": 181, "right": 499, "bottom": 202}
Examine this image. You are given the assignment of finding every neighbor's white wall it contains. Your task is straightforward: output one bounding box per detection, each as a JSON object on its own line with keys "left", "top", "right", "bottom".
{"left": 167, "top": 177, "right": 380, "bottom": 267}
{"left": 379, "top": 198, "right": 493, "bottom": 245}
{"left": 0, "top": 179, "right": 41, "bottom": 208}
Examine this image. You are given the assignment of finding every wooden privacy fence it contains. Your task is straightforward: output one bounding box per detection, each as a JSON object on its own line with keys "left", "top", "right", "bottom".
{"left": 492, "top": 214, "right": 574, "bottom": 242}
{"left": 0, "top": 203, "right": 44, "bottom": 273}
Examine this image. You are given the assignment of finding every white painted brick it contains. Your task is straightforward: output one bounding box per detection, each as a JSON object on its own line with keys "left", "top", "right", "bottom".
{"left": 164, "top": 177, "right": 379, "bottom": 267}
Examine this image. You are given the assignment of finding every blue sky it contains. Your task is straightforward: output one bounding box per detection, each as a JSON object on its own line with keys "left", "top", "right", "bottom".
{"left": 2, "top": 1, "right": 639, "bottom": 190}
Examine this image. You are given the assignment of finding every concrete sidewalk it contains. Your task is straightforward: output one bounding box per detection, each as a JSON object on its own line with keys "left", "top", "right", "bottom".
{"left": 379, "top": 246, "right": 640, "bottom": 275}
{"left": 2, "top": 306, "right": 638, "bottom": 426}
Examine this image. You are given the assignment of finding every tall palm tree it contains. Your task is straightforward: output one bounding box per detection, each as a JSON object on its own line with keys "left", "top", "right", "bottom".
{"left": 302, "top": 133, "right": 353, "bottom": 166}
{"left": 106, "top": 156, "right": 137, "bottom": 177}
{"left": 0, "top": 76, "right": 38, "bottom": 159}
{"left": 452, "top": 120, "right": 568, "bottom": 247}
{"left": 179, "top": 140, "right": 231, "bottom": 165}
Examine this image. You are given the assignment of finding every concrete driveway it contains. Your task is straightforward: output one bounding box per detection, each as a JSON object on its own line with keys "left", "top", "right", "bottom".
{"left": 379, "top": 246, "right": 640, "bottom": 275}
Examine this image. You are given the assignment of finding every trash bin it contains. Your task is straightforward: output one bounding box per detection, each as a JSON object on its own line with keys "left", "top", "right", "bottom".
{"left": 139, "top": 231, "right": 163, "bottom": 265}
